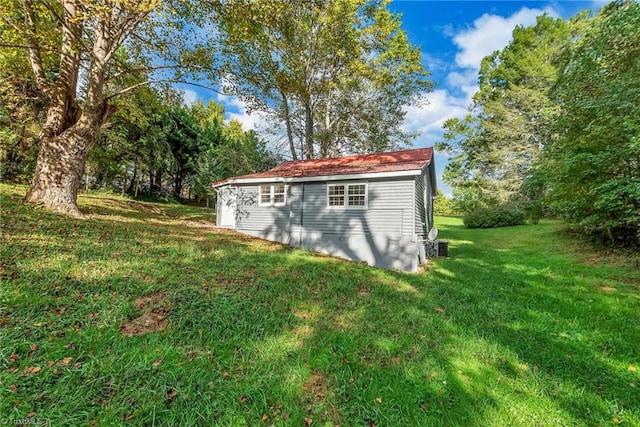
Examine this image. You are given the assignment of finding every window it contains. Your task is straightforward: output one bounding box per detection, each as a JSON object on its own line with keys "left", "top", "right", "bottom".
{"left": 348, "top": 184, "right": 366, "bottom": 206}
{"left": 327, "top": 183, "right": 367, "bottom": 208}
{"left": 328, "top": 185, "right": 345, "bottom": 206}
{"left": 259, "top": 184, "right": 286, "bottom": 206}
{"left": 273, "top": 184, "right": 285, "bottom": 204}
{"left": 260, "top": 185, "right": 271, "bottom": 204}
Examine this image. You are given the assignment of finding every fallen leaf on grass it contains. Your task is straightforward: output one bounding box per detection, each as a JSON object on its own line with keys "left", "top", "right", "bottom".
{"left": 9, "top": 353, "right": 19, "bottom": 361}
{"left": 152, "top": 359, "right": 163, "bottom": 367}
{"left": 27, "top": 412, "right": 36, "bottom": 418}
{"left": 304, "top": 418, "right": 313, "bottom": 425}
{"left": 434, "top": 307, "right": 445, "bottom": 314}
{"left": 613, "top": 417, "right": 621, "bottom": 424}
{"left": 166, "top": 389, "right": 178, "bottom": 407}
{"left": 628, "top": 365, "right": 637, "bottom": 372}
{"left": 10, "top": 384, "right": 18, "bottom": 392}
{"left": 375, "top": 397, "right": 382, "bottom": 404}
{"left": 23, "top": 366, "right": 41, "bottom": 375}
{"left": 261, "top": 414, "right": 269, "bottom": 421}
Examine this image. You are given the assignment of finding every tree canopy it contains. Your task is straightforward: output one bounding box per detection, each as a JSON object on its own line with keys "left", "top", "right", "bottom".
{"left": 217, "top": 0, "right": 432, "bottom": 160}
{"left": 544, "top": 0, "right": 640, "bottom": 244}
{"left": 438, "top": 1, "right": 640, "bottom": 244}
{"left": 0, "top": 0, "right": 433, "bottom": 215}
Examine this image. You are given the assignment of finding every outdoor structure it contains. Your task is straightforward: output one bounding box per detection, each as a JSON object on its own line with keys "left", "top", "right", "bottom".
{"left": 213, "top": 147, "right": 436, "bottom": 272}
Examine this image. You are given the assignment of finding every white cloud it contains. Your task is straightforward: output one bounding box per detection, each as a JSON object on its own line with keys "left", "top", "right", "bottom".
{"left": 215, "top": 93, "right": 265, "bottom": 131}
{"left": 181, "top": 89, "right": 199, "bottom": 107}
{"left": 403, "top": 89, "right": 470, "bottom": 141}
{"left": 453, "top": 6, "right": 559, "bottom": 70}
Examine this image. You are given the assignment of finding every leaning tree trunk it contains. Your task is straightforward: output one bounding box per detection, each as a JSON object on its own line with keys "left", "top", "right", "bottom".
{"left": 21, "top": 0, "right": 141, "bottom": 217}
{"left": 25, "top": 108, "right": 102, "bottom": 217}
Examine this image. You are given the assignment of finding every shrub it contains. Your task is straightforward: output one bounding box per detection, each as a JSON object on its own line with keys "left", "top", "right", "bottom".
{"left": 463, "top": 206, "right": 526, "bottom": 229}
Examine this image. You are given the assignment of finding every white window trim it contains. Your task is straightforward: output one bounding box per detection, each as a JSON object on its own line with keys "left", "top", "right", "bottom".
{"left": 326, "top": 182, "right": 368, "bottom": 209}
{"left": 259, "top": 183, "right": 286, "bottom": 206}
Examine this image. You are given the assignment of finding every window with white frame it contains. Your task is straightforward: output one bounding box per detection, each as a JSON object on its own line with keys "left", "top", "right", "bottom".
{"left": 327, "top": 183, "right": 367, "bottom": 208}
{"left": 259, "top": 183, "right": 286, "bottom": 206}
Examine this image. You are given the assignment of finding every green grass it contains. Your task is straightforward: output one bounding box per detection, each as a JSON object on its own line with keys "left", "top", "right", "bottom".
{"left": 1, "top": 183, "right": 639, "bottom": 426}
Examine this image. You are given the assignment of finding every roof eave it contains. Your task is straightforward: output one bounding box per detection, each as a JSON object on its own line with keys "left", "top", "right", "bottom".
{"left": 214, "top": 168, "right": 424, "bottom": 187}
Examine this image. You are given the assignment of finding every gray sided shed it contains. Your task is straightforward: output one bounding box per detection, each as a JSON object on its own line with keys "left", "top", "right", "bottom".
{"left": 214, "top": 148, "right": 436, "bottom": 272}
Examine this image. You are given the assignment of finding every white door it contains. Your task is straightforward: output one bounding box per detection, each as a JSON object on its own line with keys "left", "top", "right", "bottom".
{"left": 220, "top": 187, "right": 236, "bottom": 228}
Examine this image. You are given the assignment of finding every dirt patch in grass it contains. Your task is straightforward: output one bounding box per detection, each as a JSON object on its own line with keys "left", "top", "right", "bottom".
{"left": 302, "top": 373, "right": 343, "bottom": 424}
{"left": 303, "top": 373, "right": 328, "bottom": 403}
{"left": 120, "top": 292, "right": 170, "bottom": 337}
{"left": 183, "top": 219, "right": 216, "bottom": 229}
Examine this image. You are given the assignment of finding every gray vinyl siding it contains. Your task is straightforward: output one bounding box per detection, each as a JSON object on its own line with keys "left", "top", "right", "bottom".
{"left": 414, "top": 173, "right": 427, "bottom": 237}
{"left": 216, "top": 195, "right": 221, "bottom": 227}
{"left": 218, "top": 174, "right": 429, "bottom": 271}
{"left": 425, "top": 167, "right": 435, "bottom": 232}
{"left": 300, "top": 178, "right": 414, "bottom": 236}
{"left": 415, "top": 167, "right": 435, "bottom": 236}
{"left": 235, "top": 185, "right": 290, "bottom": 231}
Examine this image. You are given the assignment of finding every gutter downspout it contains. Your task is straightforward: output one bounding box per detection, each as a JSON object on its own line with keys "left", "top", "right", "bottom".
{"left": 299, "top": 182, "right": 304, "bottom": 247}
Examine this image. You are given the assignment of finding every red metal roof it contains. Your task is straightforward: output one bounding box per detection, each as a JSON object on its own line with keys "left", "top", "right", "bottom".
{"left": 214, "top": 147, "right": 433, "bottom": 186}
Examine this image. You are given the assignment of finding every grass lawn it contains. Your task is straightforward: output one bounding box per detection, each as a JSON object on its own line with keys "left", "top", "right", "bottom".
{"left": 1, "top": 183, "right": 639, "bottom": 426}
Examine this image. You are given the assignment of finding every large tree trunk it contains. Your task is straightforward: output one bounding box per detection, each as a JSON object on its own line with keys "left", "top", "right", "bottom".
{"left": 22, "top": 0, "right": 144, "bottom": 217}
{"left": 25, "top": 104, "right": 102, "bottom": 217}
{"left": 26, "top": 134, "right": 89, "bottom": 217}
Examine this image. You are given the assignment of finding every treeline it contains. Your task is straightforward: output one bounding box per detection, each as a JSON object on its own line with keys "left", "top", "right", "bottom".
{"left": 0, "top": 81, "right": 278, "bottom": 203}
{"left": 438, "top": 1, "right": 639, "bottom": 245}
{"left": 87, "top": 91, "right": 279, "bottom": 204}
{"left": 0, "top": 0, "right": 431, "bottom": 215}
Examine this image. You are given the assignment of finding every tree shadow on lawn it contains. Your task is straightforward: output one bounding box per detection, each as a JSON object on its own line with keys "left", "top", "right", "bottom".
{"left": 3, "top": 192, "right": 639, "bottom": 425}
{"left": 4, "top": 213, "right": 486, "bottom": 425}
{"left": 400, "top": 231, "right": 639, "bottom": 424}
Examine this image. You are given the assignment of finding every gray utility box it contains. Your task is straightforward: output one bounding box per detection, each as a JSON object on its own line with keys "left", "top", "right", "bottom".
{"left": 436, "top": 240, "right": 448, "bottom": 258}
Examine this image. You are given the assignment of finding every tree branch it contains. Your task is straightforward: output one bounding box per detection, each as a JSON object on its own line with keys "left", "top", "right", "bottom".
{"left": 22, "top": 0, "right": 50, "bottom": 95}
{"left": 105, "top": 79, "right": 224, "bottom": 101}
{"left": 106, "top": 64, "right": 208, "bottom": 82}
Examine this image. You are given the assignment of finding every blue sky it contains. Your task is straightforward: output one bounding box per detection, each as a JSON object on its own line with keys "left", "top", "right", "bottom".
{"left": 180, "top": 0, "right": 606, "bottom": 195}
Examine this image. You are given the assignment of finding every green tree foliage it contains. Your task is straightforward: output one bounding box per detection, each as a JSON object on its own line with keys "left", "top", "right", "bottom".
{"left": 86, "top": 91, "right": 277, "bottom": 203}
{"left": 0, "top": 0, "right": 217, "bottom": 215}
{"left": 0, "top": 6, "right": 49, "bottom": 181}
{"left": 217, "top": 0, "right": 432, "bottom": 160}
{"left": 433, "top": 189, "right": 459, "bottom": 217}
{"left": 544, "top": 1, "right": 640, "bottom": 245}
{"left": 438, "top": 14, "right": 587, "bottom": 211}
{"left": 191, "top": 122, "right": 279, "bottom": 204}
{"left": 90, "top": 86, "right": 172, "bottom": 194}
